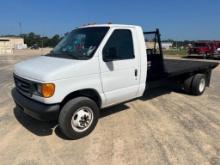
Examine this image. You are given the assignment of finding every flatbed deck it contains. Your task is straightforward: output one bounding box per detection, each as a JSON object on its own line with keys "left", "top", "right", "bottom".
{"left": 147, "top": 58, "right": 219, "bottom": 82}
{"left": 164, "top": 59, "right": 219, "bottom": 77}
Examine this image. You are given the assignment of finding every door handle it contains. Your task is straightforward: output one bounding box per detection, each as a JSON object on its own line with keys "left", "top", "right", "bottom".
{"left": 135, "top": 69, "right": 138, "bottom": 77}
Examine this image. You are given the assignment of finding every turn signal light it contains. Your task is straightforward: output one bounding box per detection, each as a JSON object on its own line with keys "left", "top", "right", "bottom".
{"left": 41, "top": 83, "right": 55, "bottom": 98}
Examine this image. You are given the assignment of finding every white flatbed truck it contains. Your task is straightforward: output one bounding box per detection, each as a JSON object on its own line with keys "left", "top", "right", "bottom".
{"left": 12, "top": 24, "right": 218, "bottom": 139}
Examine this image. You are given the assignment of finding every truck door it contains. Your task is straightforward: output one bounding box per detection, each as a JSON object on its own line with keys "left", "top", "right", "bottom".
{"left": 99, "top": 29, "right": 140, "bottom": 106}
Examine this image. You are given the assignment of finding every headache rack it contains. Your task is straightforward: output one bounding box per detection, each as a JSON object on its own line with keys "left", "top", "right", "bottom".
{"left": 143, "top": 29, "right": 165, "bottom": 81}
{"left": 144, "top": 28, "right": 163, "bottom": 56}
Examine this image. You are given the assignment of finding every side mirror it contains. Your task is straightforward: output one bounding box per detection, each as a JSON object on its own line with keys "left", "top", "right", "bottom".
{"left": 103, "top": 47, "right": 117, "bottom": 62}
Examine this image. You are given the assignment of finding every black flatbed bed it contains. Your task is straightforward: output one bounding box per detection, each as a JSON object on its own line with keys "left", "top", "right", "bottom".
{"left": 163, "top": 59, "right": 218, "bottom": 77}
{"left": 145, "top": 29, "right": 219, "bottom": 83}
{"left": 147, "top": 58, "right": 219, "bottom": 82}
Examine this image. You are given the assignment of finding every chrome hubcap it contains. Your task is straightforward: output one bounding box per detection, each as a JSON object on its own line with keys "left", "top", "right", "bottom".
{"left": 199, "top": 78, "right": 205, "bottom": 92}
{"left": 71, "top": 107, "right": 93, "bottom": 132}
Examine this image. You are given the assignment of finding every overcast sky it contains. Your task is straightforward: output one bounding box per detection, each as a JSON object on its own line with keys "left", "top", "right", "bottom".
{"left": 0, "top": 0, "right": 220, "bottom": 40}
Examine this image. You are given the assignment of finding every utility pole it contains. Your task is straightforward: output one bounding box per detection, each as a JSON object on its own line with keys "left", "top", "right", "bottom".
{"left": 176, "top": 40, "right": 177, "bottom": 50}
{"left": 18, "top": 22, "right": 22, "bottom": 35}
{"left": 41, "top": 35, "right": 44, "bottom": 55}
{"left": 41, "top": 38, "right": 44, "bottom": 48}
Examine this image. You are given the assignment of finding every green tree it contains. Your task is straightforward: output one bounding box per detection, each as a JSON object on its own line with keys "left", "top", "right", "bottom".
{"left": 20, "top": 33, "right": 62, "bottom": 48}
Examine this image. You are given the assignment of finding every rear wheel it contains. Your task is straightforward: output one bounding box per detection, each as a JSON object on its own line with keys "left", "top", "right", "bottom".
{"left": 191, "top": 74, "right": 206, "bottom": 95}
{"left": 58, "top": 97, "right": 99, "bottom": 139}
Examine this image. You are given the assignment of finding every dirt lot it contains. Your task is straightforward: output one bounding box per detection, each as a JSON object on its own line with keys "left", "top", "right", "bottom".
{"left": 0, "top": 50, "right": 220, "bottom": 165}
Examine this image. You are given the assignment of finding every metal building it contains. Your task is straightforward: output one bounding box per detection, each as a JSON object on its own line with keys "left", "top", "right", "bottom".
{"left": 0, "top": 37, "right": 27, "bottom": 55}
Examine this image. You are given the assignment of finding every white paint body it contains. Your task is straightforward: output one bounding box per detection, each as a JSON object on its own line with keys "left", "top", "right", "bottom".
{"left": 14, "top": 24, "right": 148, "bottom": 108}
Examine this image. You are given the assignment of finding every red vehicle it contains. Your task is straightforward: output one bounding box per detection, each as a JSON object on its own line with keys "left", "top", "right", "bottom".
{"left": 188, "top": 41, "right": 220, "bottom": 58}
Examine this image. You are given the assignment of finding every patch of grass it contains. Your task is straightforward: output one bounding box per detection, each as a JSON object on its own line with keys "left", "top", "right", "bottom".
{"left": 163, "top": 49, "right": 188, "bottom": 57}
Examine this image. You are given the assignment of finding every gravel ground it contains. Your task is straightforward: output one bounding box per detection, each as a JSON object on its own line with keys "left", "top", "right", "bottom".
{"left": 0, "top": 51, "right": 220, "bottom": 165}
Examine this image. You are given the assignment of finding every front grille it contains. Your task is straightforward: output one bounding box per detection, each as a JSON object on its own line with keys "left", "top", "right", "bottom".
{"left": 14, "top": 74, "right": 32, "bottom": 97}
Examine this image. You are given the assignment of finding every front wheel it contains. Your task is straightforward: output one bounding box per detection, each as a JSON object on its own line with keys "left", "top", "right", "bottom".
{"left": 58, "top": 97, "right": 99, "bottom": 140}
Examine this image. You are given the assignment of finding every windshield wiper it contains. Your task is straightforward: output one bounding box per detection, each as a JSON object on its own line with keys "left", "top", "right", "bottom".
{"left": 46, "top": 52, "right": 89, "bottom": 60}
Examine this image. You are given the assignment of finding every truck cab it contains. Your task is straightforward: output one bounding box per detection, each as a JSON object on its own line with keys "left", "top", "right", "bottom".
{"left": 12, "top": 24, "right": 218, "bottom": 139}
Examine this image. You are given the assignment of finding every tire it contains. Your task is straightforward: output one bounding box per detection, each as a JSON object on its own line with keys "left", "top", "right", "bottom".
{"left": 183, "top": 76, "right": 193, "bottom": 94}
{"left": 191, "top": 74, "right": 206, "bottom": 95}
{"left": 58, "top": 97, "right": 99, "bottom": 140}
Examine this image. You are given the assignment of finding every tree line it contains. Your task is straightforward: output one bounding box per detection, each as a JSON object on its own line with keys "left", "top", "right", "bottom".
{"left": 2, "top": 32, "right": 63, "bottom": 48}
{"left": 20, "top": 32, "right": 63, "bottom": 47}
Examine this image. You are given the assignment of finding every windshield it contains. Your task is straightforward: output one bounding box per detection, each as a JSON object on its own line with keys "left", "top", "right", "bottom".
{"left": 49, "top": 27, "right": 109, "bottom": 60}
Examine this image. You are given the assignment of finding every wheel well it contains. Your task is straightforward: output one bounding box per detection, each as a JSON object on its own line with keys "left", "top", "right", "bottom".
{"left": 61, "top": 89, "right": 102, "bottom": 108}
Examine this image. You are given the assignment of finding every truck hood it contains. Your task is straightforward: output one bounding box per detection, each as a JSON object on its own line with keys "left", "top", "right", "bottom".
{"left": 14, "top": 56, "right": 97, "bottom": 82}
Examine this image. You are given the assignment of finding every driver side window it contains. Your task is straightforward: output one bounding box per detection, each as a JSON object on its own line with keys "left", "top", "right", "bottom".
{"left": 103, "top": 29, "right": 134, "bottom": 61}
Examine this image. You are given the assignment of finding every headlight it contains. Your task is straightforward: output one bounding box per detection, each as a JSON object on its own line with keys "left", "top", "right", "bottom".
{"left": 34, "top": 83, "right": 55, "bottom": 98}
